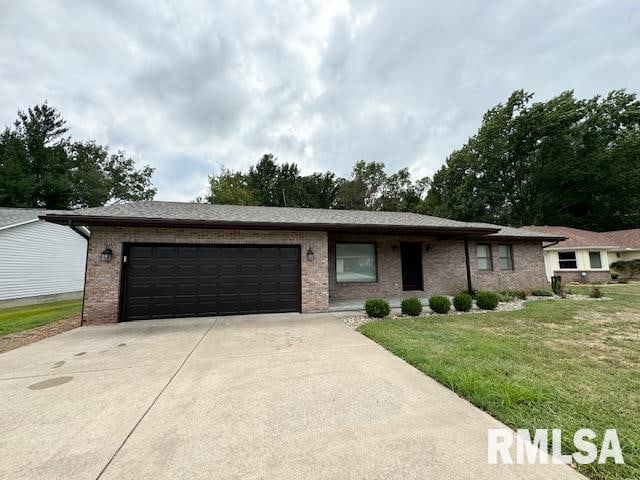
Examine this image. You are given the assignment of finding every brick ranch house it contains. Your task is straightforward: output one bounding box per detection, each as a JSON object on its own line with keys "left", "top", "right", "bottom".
{"left": 42, "top": 202, "right": 562, "bottom": 325}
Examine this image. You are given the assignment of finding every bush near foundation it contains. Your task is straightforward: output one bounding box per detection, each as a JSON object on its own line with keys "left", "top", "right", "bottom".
{"left": 364, "top": 299, "right": 390, "bottom": 318}
{"left": 429, "top": 295, "right": 451, "bottom": 314}
{"left": 453, "top": 293, "right": 473, "bottom": 312}
{"left": 401, "top": 297, "right": 423, "bottom": 316}
{"left": 475, "top": 291, "right": 500, "bottom": 310}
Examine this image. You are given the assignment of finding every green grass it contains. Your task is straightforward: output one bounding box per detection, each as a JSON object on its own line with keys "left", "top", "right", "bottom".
{"left": 0, "top": 300, "right": 82, "bottom": 336}
{"left": 359, "top": 285, "right": 640, "bottom": 480}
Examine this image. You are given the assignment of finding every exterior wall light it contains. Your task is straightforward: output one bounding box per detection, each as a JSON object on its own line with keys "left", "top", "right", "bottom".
{"left": 306, "top": 247, "right": 314, "bottom": 261}
{"left": 100, "top": 246, "right": 113, "bottom": 263}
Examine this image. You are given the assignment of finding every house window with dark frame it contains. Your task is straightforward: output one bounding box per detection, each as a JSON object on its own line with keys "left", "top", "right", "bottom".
{"left": 498, "top": 244, "right": 514, "bottom": 271}
{"left": 589, "top": 251, "right": 603, "bottom": 269}
{"left": 558, "top": 251, "right": 577, "bottom": 269}
{"left": 335, "top": 243, "right": 377, "bottom": 283}
{"left": 476, "top": 244, "right": 492, "bottom": 271}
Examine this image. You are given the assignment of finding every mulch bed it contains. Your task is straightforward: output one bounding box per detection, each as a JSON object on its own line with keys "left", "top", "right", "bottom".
{"left": 0, "top": 316, "right": 81, "bottom": 354}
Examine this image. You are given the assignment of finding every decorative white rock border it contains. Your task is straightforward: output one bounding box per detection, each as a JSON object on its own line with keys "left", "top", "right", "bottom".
{"left": 343, "top": 294, "right": 611, "bottom": 330}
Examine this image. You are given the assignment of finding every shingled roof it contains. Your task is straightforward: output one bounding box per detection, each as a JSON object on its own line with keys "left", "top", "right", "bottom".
{"left": 42, "top": 201, "right": 563, "bottom": 239}
{"left": 522, "top": 225, "right": 640, "bottom": 250}
{"left": 0, "top": 208, "right": 48, "bottom": 230}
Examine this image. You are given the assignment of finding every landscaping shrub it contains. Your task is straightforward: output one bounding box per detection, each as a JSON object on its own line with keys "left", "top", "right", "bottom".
{"left": 452, "top": 292, "right": 473, "bottom": 312}
{"left": 530, "top": 288, "right": 553, "bottom": 297}
{"left": 429, "top": 295, "right": 451, "bottom": 314}
{"left": 590, "top": 286, "right": 603, "bottom": 298}
{"left": 475, "top": 291, "right": 500, "bottom": 310}
{"left": 516, "top": 290, "right": 528, "bottom": 300}
{"left": 618, "top": 278, "right": 629, "bottom": 284}
{"left": 364, "top": 298, "right": 390, "bottom": 318}
{"left": 400, "top": 297, "right": 423, "bottom": 316}
{"left": 500, "top": 289, "right": 518, "bottom": 299}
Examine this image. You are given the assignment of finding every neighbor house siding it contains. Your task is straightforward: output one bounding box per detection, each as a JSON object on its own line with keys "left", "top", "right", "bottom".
{"left": 328, "top": 235, "right": 547, "bottom": 299}
{"left": 0, "top": 220, "right": 87, "bottom": 301}
{"left": 83, "top": 226, "right": 328, "bottom": 324}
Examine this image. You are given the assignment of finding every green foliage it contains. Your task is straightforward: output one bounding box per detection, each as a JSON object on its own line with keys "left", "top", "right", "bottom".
{"left": 428, "top": 295, "right": 451, "bottom": 314}
{"left": 498, "top": 290, "right": 519, "bottom": 302}
{"left": 550, "top": 276, "right": 563, "bottom": 295}
{"left": 400, "top": 297, "right": 423, "bottom": 316}
{"left": 611, "top": 259, "right": 640, "bottom": 278}
{"left": 475, "top": 291, "right": 500, "bottom": 310}
{"left": 516, "top": 290, "right": 528, "bottom": 300}
{"left": 452, "top": 293, "right": 473, "bottom": 312}
{"left": 530, "top": 289, "right": 553, "bottom": 297}
{"left": 590, "top": 286, "right": 603, "bottom": 298}
{"left": 0, "top": 103, "right": 156, "bottom": 208}
{"left": 364, "top": 298, "right": 390, "bottom": 318}
{"left": 203, "top": 156, "right": 427, "bottom": 211}
{"left": 422, "top": 89, "right": 640, "bottom": 231}
{"left": 205, "top": 168, "right": 256, "bottom": 205}
{"left": 618, "top": 278, "right": 629, "bottom": 284}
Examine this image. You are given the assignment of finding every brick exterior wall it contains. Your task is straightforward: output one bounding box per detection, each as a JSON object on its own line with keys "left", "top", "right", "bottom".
{"left": 83, "top": 227, "right": 328, "bottom": 324}
{"left": 83, "top": 226, "right": 549, "bottom": 324}
{"left": 328, "top": 234, "right": 548, "bottom": 299}
{"left": 552, "top": 270, "right": 613, "bottom": 284}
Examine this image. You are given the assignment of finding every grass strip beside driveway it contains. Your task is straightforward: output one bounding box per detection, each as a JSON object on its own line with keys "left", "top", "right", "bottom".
{"left": 0, "top": 299, "right": 82, "bottom": 336}
{"left": 359, "top": 286, "right": 640, "bottom": 480}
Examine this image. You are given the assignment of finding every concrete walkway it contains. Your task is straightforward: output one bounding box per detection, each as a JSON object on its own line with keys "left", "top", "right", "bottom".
{"left": 0, "top": 313, "right": 584, "bottom": 479}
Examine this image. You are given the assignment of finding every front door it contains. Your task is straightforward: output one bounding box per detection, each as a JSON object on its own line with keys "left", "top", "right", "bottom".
{"left": 400, "top": 242, "right": 423, "bottom": 291}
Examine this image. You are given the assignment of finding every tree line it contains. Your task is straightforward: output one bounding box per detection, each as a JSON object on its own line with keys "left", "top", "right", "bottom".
{"left": 204, "top": 89, "right": 640, "bottom": 231}
{"left": 2, "top": 89, "right": 639, "bottom": 231}
{"left": 202, "top": 154, "right": 428, "bottom": 212}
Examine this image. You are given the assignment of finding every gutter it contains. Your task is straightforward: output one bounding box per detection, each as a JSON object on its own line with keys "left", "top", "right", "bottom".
{"left": 542, "top": 239, "right": 562, "bottom": 249}
{"left": 40, "top": 214, "right": 502, "bottom": 236}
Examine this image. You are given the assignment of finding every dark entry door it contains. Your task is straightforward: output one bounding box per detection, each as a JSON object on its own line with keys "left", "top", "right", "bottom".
{"left": 122, "top": 244, "right": 301, "bottom": 321}
{"left": 400, "top": 242, "right": 423, "bottom": 291}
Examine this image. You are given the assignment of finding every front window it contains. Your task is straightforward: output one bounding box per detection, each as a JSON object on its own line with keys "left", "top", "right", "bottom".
{"left": 498, "top": 244, "right": 514, "bottom": 270}
{"left": 589, "top": 251, "right": 602, "bottom": 269}
{"left": 558, "top": 251, "right": 577, "bottom": 269}
{"left": 476, "top": 244, "right": 492, "bottom": 271}
{"left": 336, "top": 243, "right": 377, "bottom": 283}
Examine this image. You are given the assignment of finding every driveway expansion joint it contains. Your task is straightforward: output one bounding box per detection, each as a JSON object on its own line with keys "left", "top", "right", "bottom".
{"left": 94, "top": 319, "right": 217, "bottom": 480}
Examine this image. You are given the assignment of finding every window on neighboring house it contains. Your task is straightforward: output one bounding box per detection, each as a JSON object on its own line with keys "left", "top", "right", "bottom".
{"left": 558, "top": 251, "right": 577, "bottom": 269}
{"left": 477, "top": 244, "right": 492, "bottom": 271}
{"left": 589, "top": 251, "right": 602, "bottom": 269}
{"left": 335, "top": 243, "right": 377, "bottom": 283}
{"left": 498, "top": 244, "right": 514, "bottom": 270}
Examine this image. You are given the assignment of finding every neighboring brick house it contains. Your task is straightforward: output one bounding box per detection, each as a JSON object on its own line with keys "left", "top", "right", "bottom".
{"left": 42, "top": 202, "right": 561, "bottom": 324}
{"left": 522, "top": 225, "right": 640, "bottom": 283}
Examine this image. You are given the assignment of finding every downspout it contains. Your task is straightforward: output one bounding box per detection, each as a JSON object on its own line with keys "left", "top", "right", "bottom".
{"left": 68, "top": 220, "right": 90, "bottom": 240}
{"left": 464, "top": 238, "right": 473, "bottom": 294}
{"left": 70, "top": 220, "right": 91, "bottom": 326}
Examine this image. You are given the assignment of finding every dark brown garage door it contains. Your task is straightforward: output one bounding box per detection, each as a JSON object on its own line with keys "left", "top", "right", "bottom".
{"left": 121, "top": 244, "right": 301, "bottom": 321}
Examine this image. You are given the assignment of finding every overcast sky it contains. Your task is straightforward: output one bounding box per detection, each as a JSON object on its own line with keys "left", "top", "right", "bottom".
{"left": 1, "top": 1, "right": 638, "bottom": 201}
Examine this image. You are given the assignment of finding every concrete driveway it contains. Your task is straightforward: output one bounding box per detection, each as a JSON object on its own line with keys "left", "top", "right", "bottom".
{"left": 0, "top": 314, "right": 583, "bottom": 480}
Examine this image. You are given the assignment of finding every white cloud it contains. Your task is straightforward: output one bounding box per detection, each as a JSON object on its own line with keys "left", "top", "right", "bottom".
{"left": 1, "top": 0, "right": 638, "bottom": 200}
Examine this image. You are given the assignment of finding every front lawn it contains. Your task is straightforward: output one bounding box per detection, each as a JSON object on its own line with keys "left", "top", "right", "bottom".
{"left": 359, "top": 285, "right": 640, "bottom": 480}
{"left": 0, "top": 299, "right": 82, "bottom": 336}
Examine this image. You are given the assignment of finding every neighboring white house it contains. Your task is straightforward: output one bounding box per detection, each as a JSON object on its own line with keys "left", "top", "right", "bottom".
{"left": 0, "top": 208, "right": 88, "bottom": 304}
{"left": 521, "top": 225, "right": 640, "bottom": 282}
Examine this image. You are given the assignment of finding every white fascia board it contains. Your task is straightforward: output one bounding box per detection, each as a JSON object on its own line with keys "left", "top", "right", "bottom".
{"left": 0, "top": 218, "right": 39, "bottom": 232}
